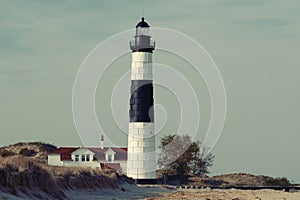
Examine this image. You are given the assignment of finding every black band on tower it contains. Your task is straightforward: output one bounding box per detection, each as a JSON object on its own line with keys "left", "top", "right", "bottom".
{"left": 129, "top": 80, "right": 154, "bottom": 122}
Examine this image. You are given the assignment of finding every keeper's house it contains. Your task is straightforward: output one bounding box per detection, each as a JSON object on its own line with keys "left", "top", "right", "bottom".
{"left": 47, "top": 137, "right": 127, "bottom": 174}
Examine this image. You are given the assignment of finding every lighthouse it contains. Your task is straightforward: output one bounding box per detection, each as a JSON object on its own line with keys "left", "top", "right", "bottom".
{"left": 127, "top": 17, "right": 156, "bottom": 184}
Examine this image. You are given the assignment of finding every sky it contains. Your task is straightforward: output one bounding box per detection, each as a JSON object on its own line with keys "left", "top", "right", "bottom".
{"left": 1, "top": 0, "right": 300, "bottom": 182}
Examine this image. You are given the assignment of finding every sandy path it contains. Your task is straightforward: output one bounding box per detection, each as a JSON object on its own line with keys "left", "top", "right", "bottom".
{"left": 155, "top": 188, "right": 300, "bottom": 200}
{"left": 66, "top": 185, "right": 300, "bottom": 200}
{"left": 64, "top": 183, "right": 173, "bottom": 200}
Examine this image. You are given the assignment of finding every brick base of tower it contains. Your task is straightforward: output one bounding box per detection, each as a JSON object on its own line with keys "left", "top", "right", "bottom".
{"left": 127, "top": 122, "right": 156, "bottom": 182}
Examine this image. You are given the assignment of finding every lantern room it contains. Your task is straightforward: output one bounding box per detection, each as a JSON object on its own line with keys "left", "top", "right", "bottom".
{"left": 130, "top": 17, "right": 155, "bottom": 52}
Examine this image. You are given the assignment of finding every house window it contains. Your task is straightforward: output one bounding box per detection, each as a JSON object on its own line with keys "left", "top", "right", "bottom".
{"left": 81, "top": 155, "right": 86, "bottom": 162}
{"left": 86, "top": 155, "right": 90, "bottom": 162}
{"left": 75, "top": 155, "right": 79, "bottom": 162}
{"left": 107, "top": 155, "right": 112, "bottom": 162}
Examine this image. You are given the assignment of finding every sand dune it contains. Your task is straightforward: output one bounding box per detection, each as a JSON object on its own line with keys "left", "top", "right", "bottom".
{"left": 1, "top": 143, "right": 298, "bottom": 199}
{"left": 152, "top": 187, "right": 300, "bottom": 200}
{"left": 65, "top": 186, "right": 300, "bottom": 200}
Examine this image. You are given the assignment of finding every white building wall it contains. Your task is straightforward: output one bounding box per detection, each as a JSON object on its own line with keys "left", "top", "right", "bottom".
{"left": 47, "top": 154, "right": 62, "bottom": 166}
{"left": 119, "top": 160, "right": 127, "bottom": 175}
{"left": 48, "top": 153, "right": 127, "bottom": 173}
{"left": 62, "top": 161, "right": 100, "bottom": 169}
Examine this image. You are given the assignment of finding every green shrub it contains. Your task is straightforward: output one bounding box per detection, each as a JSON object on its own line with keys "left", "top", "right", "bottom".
{"left": 38, "top": 143, "right": 57, "bottom": 153}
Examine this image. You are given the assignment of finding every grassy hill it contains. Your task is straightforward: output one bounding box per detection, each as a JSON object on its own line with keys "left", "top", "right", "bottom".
{"left": 0, "top": 142, "right": 292, "bottom": 199}
{"left": 0, "top": 142, "right": 133, "bottom": 200}
{"left": 0, "top": 142, "right": 57, "bottom": 163}
{"left": 187, "top": 173, "right": 291, "bottom": 187}
{"left": 157, "top": 171, "right": 292, "bottom": 187}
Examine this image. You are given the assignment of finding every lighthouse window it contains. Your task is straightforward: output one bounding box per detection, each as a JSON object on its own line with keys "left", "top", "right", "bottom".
{"left": 86, "top": 155, "right": 90, "bottom": 162}
{"left": 81, "top": 155, "right": 86, "bottom": 162}
{"left": 75, "top": 155, "right": 79, "bottom": 162}
{"left": 107, "top": 155, "right": 112, "bottom": 162}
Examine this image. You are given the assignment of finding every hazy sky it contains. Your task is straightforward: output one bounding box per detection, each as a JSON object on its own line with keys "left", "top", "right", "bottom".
{"left": 1, "top": 1, "right": 300, "bottom": 181}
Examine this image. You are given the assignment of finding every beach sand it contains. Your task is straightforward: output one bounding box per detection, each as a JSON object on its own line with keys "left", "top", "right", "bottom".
{"left": 1, "top": 184, "right": 299, "bottom": 200}
{"left": 65, "top": 185, "right": 300, "bottom": 200}
{"left": 63, "top": 184, "right": 300, "bottom": 200}
{"left": 62, "top": 183, "right": 170, "bottom": 199}
{"left": 151, "top": 187, "right": 300, "bottom": 200}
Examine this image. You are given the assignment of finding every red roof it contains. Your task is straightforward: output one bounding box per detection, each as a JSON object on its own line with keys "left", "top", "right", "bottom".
{"left": 49, "top": 147, "right": 79, "bottom": 161}
{"left": 88, "top": 147, "right": 127, "bottom": 161}
{"left": 100, "top": 163, "right": 121, "bottom": 171}
{"left": 49, "top": 147, "right": 127, "bottom": 161}
{"left": 110, "top": 148, "right": 127, "bottom": 161}
{"left": 49, "top": 147, "right": 79, "bottom": 154}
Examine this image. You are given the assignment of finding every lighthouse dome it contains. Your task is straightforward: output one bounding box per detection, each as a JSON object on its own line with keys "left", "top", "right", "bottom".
{"left": 136, "top": 17, "right": 150, "bottom": 28}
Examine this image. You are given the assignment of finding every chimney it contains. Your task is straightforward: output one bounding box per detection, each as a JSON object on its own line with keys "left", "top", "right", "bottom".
{"left": 100, "top": 135, "right": 104, "bottom": 149}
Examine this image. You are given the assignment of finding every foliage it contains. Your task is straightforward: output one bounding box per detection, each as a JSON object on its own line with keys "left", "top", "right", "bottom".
{"left": 0, "top": 156, "right": 129, "bottom": 198}
{"left": 19, "top": 148, "right": 36, "bottom": 157}
{"left": 14, "top": 142, "right": 57, "bottom": 153}
{"left": 0, "top": 149, "right": 15, "bottom": 157}
{"left": 158, "top": 134, "right": 214, "bottom": 180}
{"left": 263, "top": 177, "right": 291, "bottom": 186}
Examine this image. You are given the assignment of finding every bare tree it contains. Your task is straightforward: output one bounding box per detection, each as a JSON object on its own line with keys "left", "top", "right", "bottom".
{"left": 158, "top": 134, "right": 214, "bottom": 179}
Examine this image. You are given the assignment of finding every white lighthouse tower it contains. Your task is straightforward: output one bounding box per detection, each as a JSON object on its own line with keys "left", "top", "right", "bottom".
{"left": 127, "top": 17, "right": 156, "bottom": 184}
